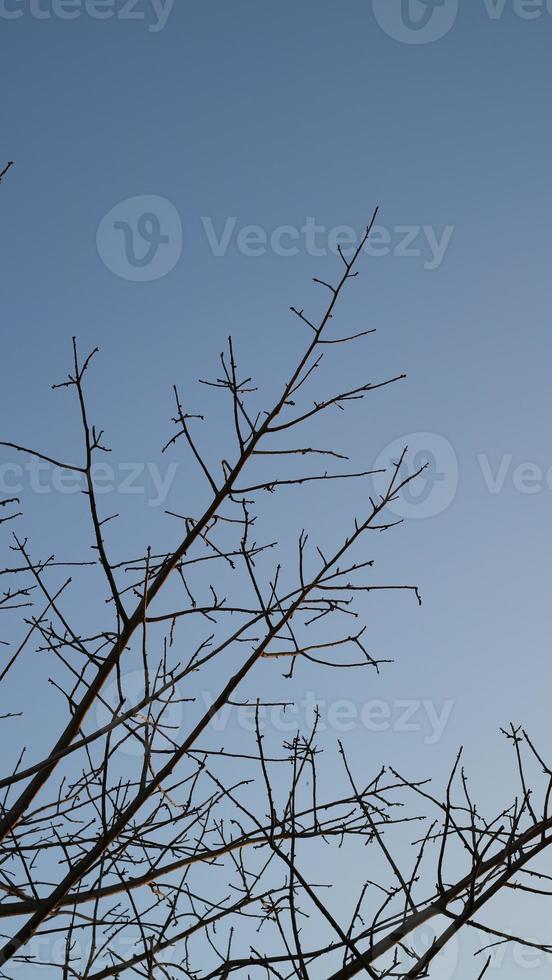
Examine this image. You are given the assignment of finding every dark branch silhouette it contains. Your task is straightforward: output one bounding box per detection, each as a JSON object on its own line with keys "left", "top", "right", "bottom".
{"left": 0, "top": 210, "right": 548, "bottom": 980}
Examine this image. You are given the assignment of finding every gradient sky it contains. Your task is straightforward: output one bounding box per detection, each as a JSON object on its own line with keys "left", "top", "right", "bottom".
{"left": 2, "top": 1, "right": 552, "bottom": 976}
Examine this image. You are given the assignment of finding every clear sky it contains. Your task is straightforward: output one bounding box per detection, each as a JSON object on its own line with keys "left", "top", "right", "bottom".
{"left": 2, "top": 1, "right": 552, "bottom": 976}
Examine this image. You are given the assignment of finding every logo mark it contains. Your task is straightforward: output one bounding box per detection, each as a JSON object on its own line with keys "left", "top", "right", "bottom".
{"left": 96, "top": 670, "right": 185, "bottom": 758}
{"left": 372, "top": 0, "right": 459, "bottom": 44}
{"left": 97, "top": 195, "right": 183, "bottom": 282}
{"left": 408, "top": 923, "right": 459, "bottom": 980}
{"left": 372, "top": 433, "right": 458, "bottom": 519}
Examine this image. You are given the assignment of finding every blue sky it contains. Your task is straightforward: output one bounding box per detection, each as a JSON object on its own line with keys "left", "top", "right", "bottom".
{"left": 2, "top": 1, "right": 552, "bottom": 976}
